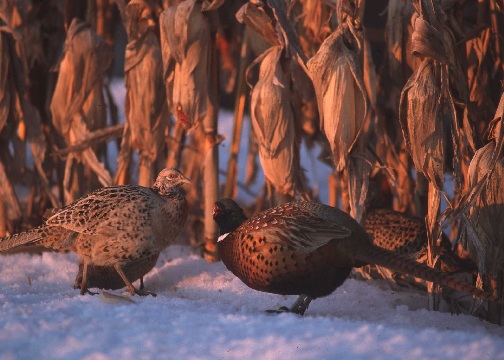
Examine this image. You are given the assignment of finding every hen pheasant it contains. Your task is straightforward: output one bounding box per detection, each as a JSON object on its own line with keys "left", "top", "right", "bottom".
{"left": 364, "top": 208, "right": 473, "bottom": 275}
{"left": 73, "top": 254, "right": 160, "bottom": 291}
{"left": 0, "top": 168, "right": 190, "bottom": 296}
{"left": 213, "top": 199, "right": 502, "bottom": 315}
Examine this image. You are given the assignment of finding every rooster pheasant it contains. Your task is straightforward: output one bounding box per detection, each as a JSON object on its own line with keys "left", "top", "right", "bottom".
{"left": 213, "top": 199, "right": 501, "bottom": 315}
{"left": 0, "top": 168, "right": 190, "bottom": 296}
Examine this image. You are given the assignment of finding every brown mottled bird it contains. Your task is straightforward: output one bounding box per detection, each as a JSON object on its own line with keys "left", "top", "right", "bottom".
{"left": 364, "top": 209, "right": 473, "bottom": 274}
{"left": 0, "top": 168, "right": 190, "bottom": 296}
{"left": 73, "top": 254, "right": 160, "bottom": 291}
{"left": 213, "top": 199, "right": 502, "bottom": 315}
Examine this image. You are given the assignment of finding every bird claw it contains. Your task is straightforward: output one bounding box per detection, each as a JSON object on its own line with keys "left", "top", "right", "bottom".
{"left": 265, "top": 306, "right": 298, "bottom": 315}
{"left": 80, "top": 288, "right": 99, "bottom": 296}
{"left": 130, "top": 288, "right": 157, "bottom": 297}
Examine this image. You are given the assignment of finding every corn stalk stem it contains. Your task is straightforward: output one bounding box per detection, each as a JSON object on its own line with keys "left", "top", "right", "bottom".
{"left": 223, "top": 30, "right": 250, "bottom": 199}
{"left": 426, "top": 181, "right": 442, "bottom": 311}
{"left": 203, "top": 25, "right": 220, "bottom": 262}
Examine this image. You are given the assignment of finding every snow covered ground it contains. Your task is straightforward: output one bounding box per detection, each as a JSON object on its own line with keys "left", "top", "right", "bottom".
{"left": 1, "top": 247, "right": 503, "bottom": 359}
{"left": 1, "top": 79, "right": 503, "bottom": 359}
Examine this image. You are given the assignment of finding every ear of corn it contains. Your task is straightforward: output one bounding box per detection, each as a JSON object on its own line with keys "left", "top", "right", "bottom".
{"left": 160, "top": 0, "right": 212, "bottom": 130}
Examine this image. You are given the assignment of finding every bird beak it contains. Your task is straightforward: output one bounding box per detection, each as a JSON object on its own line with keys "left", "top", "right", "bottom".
{"left": 180, "top": 175, "right": 191, "bottom": 186}
{"left": 212, "top": 205, "right": 220, "bottom": 218}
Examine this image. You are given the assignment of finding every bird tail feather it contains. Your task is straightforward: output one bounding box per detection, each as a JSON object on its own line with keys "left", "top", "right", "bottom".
{"left": 0, "top": 227, "right": 44, "bottom": 252}
{"left": 356, "top": 245, "right": 503, "bottom": 305}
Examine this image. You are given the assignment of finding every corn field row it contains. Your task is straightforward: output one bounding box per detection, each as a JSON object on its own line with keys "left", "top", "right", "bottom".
{"left": 0, "top": 0, "right": 503, "bottom": 322}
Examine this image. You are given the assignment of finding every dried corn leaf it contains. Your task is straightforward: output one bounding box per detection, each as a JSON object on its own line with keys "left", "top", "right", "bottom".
{"left": 250, "top": 46, "right": 300, "bottom": 196}
{"left": 0, "top": 161, "right": 21, "bottom": 222}
{"left": 459, "top": 93, "right": 504, "bottom": 277}
{"left": 117, "top": 0, "right": 169, "bottom": 186}
{"left": 399, "top": 59, "right": 445, "bottom": 190}
{"left": 51, "top": 19, "right": 112, "bottom": 137}
{"left": 0, "top": 4, "right": 58, "bottom": 209}
{"left": 463, "top": 141, "right": 504, "bottom": 276}
{"left": 201, "top": 0, "right": 225, "bottom": 11}
{"left": 290, "top": 0, "right": 332, "bottom": 57}
{"left": 50, "top": 19, "right": 113, "bottom": 190}
{"left": 307, "top": 25, "right": 367, "bottom": 171}
{"left": 236, "top": 2, "right": 281, "bottom": 47}
{"left": 99, "top": 291, "right": 136, "bottom": 304}
{"left": 160, "top": 0, "right": 211, "bottom": 130}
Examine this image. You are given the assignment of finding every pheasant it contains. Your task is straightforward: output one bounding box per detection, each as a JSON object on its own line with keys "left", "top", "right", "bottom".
{"left": 363, "top": 208, "right": 474, "bottom": 276}
{"left": 73, "top": 253, "right": 160, "bottom": 291}
{"left": 213, "top": 199, "right": 502, "bottom": 315}
{"left": 0, "top": 168, "right": 190, "bottom": 296}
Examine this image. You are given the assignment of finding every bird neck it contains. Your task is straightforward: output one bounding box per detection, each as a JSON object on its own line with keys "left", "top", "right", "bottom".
{"left": 153, "top": 185, "right": 185, "bottom": 200}
{"left": 217, "top": 214, "right": 248, "bottom": 235}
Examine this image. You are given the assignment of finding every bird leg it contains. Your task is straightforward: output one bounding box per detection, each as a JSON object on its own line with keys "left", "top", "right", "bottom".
{"left": 266, "top": 294, "right": 313, "bottom": 316}
{"left": 113, "top": 264, "right": 156, "bottom": 297}
{"left": 79, "top": 261, "right": 98, "bottom": 295}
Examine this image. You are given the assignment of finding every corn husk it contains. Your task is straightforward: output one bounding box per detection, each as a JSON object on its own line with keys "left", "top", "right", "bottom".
{"left": 461, "top": 94, "right": 504, "bottom": 277}
{"left": 115, "top": 0, "right": 169, "bottom": 186}
{"left": 385, "top": 0, "right": 417, "bottom": 87}
{"left": 159, "top": 0, "right": 211, "bottom": 130}
{"left": 249, "top": 46, "right": 300, "bottom": 197}
{"left": 463, "top": 141, "right": 504, "bottom": 277}
{"left": 0, "top": 2, "right": 59, "bottom": 217}
{"left": 50, "top": 18, "right": 113, "bottom": 198}
{"left": 237, "top": 0, "right": 309, "bottom": 200}
{"left": 399, "top": 59, "right": 445, "bottom": 190}
{"left": 289, "top": 0, "right": 333, "bottom": 57}
{"left": 307, "top": 24, "right": 367, "bottom": 172}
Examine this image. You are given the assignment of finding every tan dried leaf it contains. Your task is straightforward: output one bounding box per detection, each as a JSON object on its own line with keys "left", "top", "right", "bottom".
{"left": 385, "top": 0, "right": 416, "bottom": 86}
{"left": 51, "top": 19, "right": 112, "bottom": 138}
{"left": 460, "top": 93, "right": 504, "bottom": 277}
{"left": 236, "top": 3, "right": 282, "bottom": 48}
{"left": 160, "top": 0, "right": 211, "bottom": 130}
{"left": 463, "top": 141, "right": 504, "bottom": 276}
{"left": 119, "top": 1, "right": 169, "bottom": 185}
{"left": 399, "top": 59, "right": 445, "bottom": 190}
{"left": 99, "top": 291, "right": 136, "bottom": 304}
{"left": 50, "top": 19, "right": 113, "bottom": 189}
{"left": 307, "top": 26, "right": 367, "bottom": 171}
{"left": 250, "top": 46, "right": 299, "bottom": 195}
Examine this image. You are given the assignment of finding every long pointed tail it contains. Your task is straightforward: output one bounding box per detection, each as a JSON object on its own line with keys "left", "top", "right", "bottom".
{"left": 356, "top": 245, "right": 503, "bottom": 305}
{"left": 0, "top": 227, "right": 45, "bottom": 252}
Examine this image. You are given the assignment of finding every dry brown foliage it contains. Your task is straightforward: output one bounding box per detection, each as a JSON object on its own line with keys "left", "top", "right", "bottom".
{"left": 115, "top": 0, "right": 169, "bottom": 186}
{"left": 50, "top": 18, "right": 113, "bottom": 203}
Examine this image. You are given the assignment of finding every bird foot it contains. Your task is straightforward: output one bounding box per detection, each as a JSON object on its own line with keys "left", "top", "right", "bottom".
{"left": 265, "top": 295, "right": 311, "bottom": 316}
{"left": 129, "top": 288, "right": 157, "bottom": 297}
{"left": 265, "top": 306, "right": 304, "bottom": 316}
{"left": 80, "top": 287, "right": 99, "bottom": 296}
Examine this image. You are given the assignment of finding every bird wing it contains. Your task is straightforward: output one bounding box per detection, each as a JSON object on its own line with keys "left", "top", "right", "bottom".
{"left": 46, "top": 186, "right": 162, "bottom": 236}
{"left": 247, "top": 203, "right": 353, "bottom": 253}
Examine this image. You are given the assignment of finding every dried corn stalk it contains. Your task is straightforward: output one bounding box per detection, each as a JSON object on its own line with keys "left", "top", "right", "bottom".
{"left": 386, "top": 0, "right": 417, "bottom": 87}
{"left": 114, "top": 0, "right": 169, "bottom": 186}
{"left": 307, "top": 3, "right": 367, "bottom": 167}
{"left": 0, "top": 1, "right": 60, "bottom": 233}
{"left": 307, "top": 4, "right": 370, "bottom": 220}
{"left": 460, "top": 94, "right": 504, "bottom": 324}
{"left": 461, "top": 93, "right": 504, "bottom": 277}
{"left": 161, "top": 1, "right": 221, "bottom": 261}
{"left": 50, "top": 18, "right": 113, "bottom": 203}
{"left": 249, "top": 46, "right": 301, "bottom": 199}
{"left": 398, "top": 0, "right": 468, "bottom": 310}
{"left": 289, "top": 0, "right": 333, "bottom": 57}
{"left": 239, "top": 0, "right": 308, "bottom": 202}
{"left": 160, "top": 0, "right": 211, "bottom": 130}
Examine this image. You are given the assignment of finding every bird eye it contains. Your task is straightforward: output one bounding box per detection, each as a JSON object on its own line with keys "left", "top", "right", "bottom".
{"left": 168, "top": 173, "right": 176, "bottom": 179}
